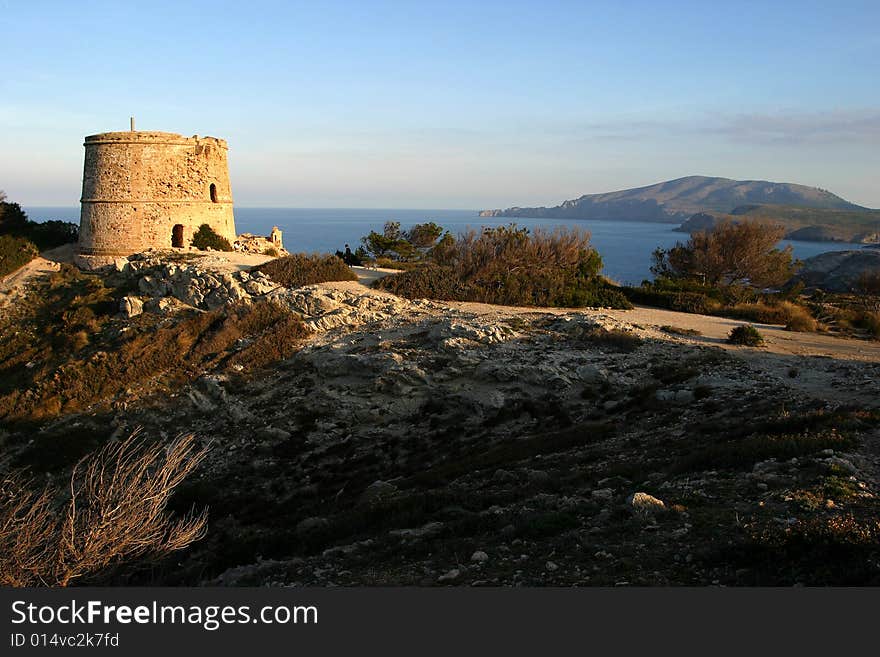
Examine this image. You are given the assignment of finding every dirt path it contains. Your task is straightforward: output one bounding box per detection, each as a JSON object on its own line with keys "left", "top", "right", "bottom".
{"left": 0, "top": 244, "right": 75, "bottom": 314}
{"left": 328, "top": 275, "right": 880, "bottom": 364}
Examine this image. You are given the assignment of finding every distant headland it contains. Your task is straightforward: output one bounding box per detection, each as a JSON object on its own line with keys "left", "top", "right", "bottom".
{"left": 481, "top": 175, "right": 880, "bottom": 243}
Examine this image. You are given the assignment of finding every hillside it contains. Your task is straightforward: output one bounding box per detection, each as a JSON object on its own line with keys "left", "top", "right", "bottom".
{"left": 2, "top": 250, "right": 880, "bottom": 586}
{"left": 480, "top": 175, "right": 867, "bottom": 223}
{"left": 675, "top": 205, "right": 880, "bottom": 243}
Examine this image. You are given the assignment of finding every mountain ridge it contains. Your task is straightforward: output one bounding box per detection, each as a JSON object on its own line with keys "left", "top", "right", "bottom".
{"left": 480, "top": 175, "right": 869, "bottom": 222}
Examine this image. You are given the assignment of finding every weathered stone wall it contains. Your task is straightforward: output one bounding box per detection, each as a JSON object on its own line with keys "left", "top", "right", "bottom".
{"left": 78, "top": 131, "right": 236, "bottom": 257}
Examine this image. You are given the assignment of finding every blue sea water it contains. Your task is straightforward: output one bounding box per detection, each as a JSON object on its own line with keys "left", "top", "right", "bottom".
{"left": 25, "top": 206, "right": 869, "bottom": 285}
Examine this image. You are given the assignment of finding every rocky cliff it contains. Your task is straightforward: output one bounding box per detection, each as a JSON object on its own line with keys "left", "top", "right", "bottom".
{"left": 795, "top": 249, "right": 880, "bottom": 292}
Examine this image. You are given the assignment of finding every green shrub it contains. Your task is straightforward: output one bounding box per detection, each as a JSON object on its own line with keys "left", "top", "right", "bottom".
{"left": 0, "top": 235, "right": 39, "bottom": 277}
{"left": 191, "top": 224, "right": 233, "bottom": 251}
{"left": 727, "top": 324, "right": 764, "bottom": 346}
{"left": 254, "top": 253, "right": 358, "bottom": 289}
{"left": 623, "top": 278, "right": 724, "bottom": 314}
{"left": 624, "top": 286, "right": 721, "bottom": 314}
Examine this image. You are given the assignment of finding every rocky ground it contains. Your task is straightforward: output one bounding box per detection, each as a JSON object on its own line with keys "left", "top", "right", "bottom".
{"left": 3, "top": 251, "right": 880, "bottom": 586}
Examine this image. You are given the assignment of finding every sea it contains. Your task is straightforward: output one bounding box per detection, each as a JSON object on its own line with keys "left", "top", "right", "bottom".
{"left": 25, "top": 206, "right": 868, "bottom": 285}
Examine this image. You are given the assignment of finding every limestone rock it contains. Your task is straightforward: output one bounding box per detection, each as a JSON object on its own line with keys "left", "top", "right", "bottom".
{"left": 119, "top": 296, "right": 143, "bottom": 318}
{"left": 627, "top": 492, "right": 666, "bottom": 514}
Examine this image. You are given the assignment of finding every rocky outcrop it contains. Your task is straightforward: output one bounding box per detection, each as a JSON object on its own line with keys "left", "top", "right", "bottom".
{"left": 131, "top": 260, "right": 278, "bottom": 311}
{"left": 785, "top": 226, "right": 848, "bottom": 242}
{"left": 673, "top": 212, "right": 727, "bottom": 234}
{"left": 794, "top": 249, "right": 880, "bottom": 292}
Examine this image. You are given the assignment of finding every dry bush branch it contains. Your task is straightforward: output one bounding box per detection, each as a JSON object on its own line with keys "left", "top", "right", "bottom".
{"left": 0, "top": 432, "right": 209, "bottom": 587}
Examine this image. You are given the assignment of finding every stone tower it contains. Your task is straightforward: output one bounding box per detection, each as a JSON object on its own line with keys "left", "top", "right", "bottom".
{"left": 77, "top": 126, "right": 236, "bottom": 267}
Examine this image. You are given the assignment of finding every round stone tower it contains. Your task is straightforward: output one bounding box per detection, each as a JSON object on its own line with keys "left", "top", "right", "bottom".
{"left": 77, "top": 128, "right": 236, "bottom": 266}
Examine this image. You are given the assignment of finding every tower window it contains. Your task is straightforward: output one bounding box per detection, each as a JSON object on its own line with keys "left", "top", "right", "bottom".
{"left": 210, "top": 183, "right": 218, "bottom": 203}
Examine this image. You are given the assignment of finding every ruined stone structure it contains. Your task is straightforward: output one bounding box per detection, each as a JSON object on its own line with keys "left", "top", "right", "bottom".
{"left": 77, "top": 127, "right": 236, "bottom": 266}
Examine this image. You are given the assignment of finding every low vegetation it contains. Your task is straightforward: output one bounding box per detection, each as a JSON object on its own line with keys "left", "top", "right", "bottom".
{"left": 255, "top": 253, "right": 359, "bottom": 288}
{"left": 0, "top": 266, "right": 311, "bottom": 424}
{"left": 374, "top": 224, "right": 632, "bottom": 308}
{"left": 660, "top": 324, "right": 702, "bottom": 336}
{"left": 727, "top": 324, "right": 764, "bottom": 346}
{"left": 191, "top": 224, "right": 233, "bottom": 252}
{"left": 0, "top": 432, "right": 208, "bottom": 587}
{"left": 725, "top": 301, "right": 818, "bottom": 332}
{"left": 619, "top": 220, "right": 880, "bottom": 337}
{"left": 0, "top": 235, "right": 39, "bottom": 278}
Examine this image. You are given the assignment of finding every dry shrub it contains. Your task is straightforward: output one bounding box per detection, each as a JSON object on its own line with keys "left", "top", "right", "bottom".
{"left": 783, "top": 303, "right": 818, "bottom": 332}
{"left": 855, "top": 310, "right": 880, "bottom": 339}
{"left": 375, "top": 224, "right": 631, "bottom": 308}
{"left": 0, "top": 432, "right": 208, "bottom": 587}
{"left": 652, "top": 220, "right": 797, "bottom": 287}
{"left": 255, "top": 253, "right": 358, "bottom": 288}
{"left": 726, "top": 301, "right": 817, "bottom": 332}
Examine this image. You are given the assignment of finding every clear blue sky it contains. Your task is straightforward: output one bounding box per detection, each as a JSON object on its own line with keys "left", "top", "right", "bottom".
{"left": 1, "top": 0, "right": 878, "bottom": 208}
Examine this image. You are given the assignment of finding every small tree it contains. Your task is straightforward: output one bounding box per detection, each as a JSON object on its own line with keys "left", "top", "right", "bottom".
{"left": 405, "top": 222, "right": 444, "bottom": 250}
{"left": 652, "top": 220, "right": 797, "bottom": 288}
{"left": 360, "top": 221, "right": 418, "bottom": 260}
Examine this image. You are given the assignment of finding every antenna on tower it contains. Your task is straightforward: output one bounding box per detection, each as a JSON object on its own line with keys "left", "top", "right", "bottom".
{"left": 130, "top": 117, "right": 135, "bottom": 132}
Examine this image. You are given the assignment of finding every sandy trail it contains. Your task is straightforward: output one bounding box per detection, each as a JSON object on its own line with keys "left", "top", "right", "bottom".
{"left": 0, "top": 244, "right": 75, "bottom": 314}
{"left": 332, "top": 272, "right": 880, "bottom": 364}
